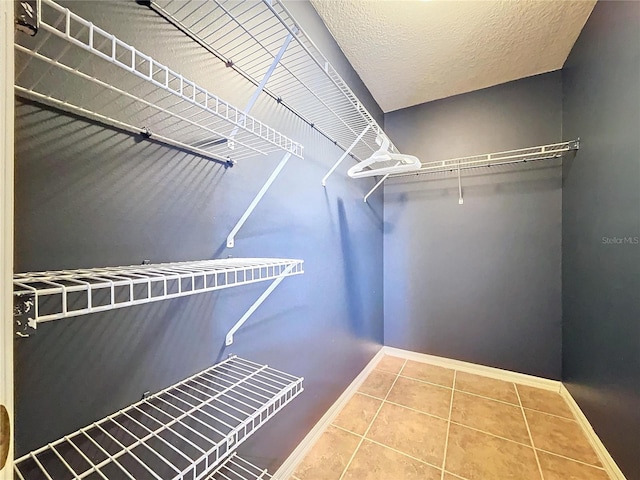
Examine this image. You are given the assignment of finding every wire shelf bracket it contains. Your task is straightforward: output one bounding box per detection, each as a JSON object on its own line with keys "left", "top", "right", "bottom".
{"left": 226, "top": 152, "right": 292, "bottom": 249}
{"left": 13, "top": 258, "right": 304, "bottom": 337}
{"left": 14, "top": 0, "right": 304, "bottom": 165}
{"left": 14, "top": 356, "right": 304, "bottom": 480}
{"left": 145, "top": 0, "right": 398, "bottom": 187}
{"left": 363, "top": 139, "right": 581, "bottom": 202}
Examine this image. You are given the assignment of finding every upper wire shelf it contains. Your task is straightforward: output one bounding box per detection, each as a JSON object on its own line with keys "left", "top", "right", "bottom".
{"left": 147, "top": 0, "right": 396, "bottom": 163}
{"left": 14, "top": 0, "right": 304, "bottom": 164}
{"left": 13, "top": 258, "right": 304, "bottom": 333}
{"left": 389, "top": 140, "right": 580, "bottom": 178}
{"left": 14, "top": 355, "right": 303, "bottom": 480}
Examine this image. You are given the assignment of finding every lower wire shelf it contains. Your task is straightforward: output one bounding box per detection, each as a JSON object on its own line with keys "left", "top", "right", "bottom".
{"left": 205, "top": 453, "right": 271, "bottom": 480}
{"left": 14, "top": 356, "right": 303, "bottom": 480}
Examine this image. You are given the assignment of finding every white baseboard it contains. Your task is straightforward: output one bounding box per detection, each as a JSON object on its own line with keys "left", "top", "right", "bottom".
{"left": 382, "top": 346, "right": 562, "bottom": 392}
{"left": 272, "top": 348, "right": 386, "bottom": 480}
{"left": 559, "top": 385, "right": 627, "bottom": 480}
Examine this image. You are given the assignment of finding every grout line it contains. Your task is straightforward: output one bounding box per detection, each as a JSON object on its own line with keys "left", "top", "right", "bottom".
{"left": 440, "top": 371, "right": 457, "bottom": 480}
{"left": 337, "top": 359, "right": 407, "bottom": 480}
{"left": 522, "top": 406, "right": 578, "bottom": 423}
{"left": 361, "top": 383, "right": 541, "bottom": 448}
{"left": 397, "top": 373, "right": 453, "bottom": 390}
{"left": 453, "top": 388, "right": 520, "bottom": 407}
{"left": 444, "top": 471, "right": 469, "bottom": 480}
{"left": 330, "top": 423, "right": 459, "bottom": 474}
{"left": 447, "top": 420, "right": 533, "bottom": 448}
{"left": 516, "top": 383, "right": 545, "bottom": 480}
{"left": 535, "top": 448, "right": 608, "bottom": 470}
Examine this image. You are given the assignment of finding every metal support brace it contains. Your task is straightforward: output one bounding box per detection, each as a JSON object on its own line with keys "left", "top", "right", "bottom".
{"left": 364, "top": 172, "right": 389, "bottom": 203}
{"left": 228, "top": 33, "right": 293, "bottom": 147}
{"left": 225, "top": 263, "right": 296, "bottom": 345}
{"left": 227, "top": 152, "right": 292, "bottom": 248}
{"left": 322, "top": 124, "right": 371, "bottom": 186}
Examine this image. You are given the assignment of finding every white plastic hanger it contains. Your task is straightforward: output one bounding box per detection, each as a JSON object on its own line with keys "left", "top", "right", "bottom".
{"left": 347, "top": 135, "right": 421, "bottom": 179}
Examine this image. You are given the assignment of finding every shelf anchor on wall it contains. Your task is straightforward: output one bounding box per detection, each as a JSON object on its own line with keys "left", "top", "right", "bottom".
{"left": 457, "top": 160, "right": 464, "bottom": 205}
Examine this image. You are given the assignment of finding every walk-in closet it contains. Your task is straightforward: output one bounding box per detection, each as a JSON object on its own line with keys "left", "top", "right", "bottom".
{"left": 1, "top": 1, "right": 638, "bottom": 479}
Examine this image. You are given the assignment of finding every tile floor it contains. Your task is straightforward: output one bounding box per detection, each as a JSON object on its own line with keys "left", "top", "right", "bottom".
{"left": 290, "top": 355, "right": 611, "bottom": 480}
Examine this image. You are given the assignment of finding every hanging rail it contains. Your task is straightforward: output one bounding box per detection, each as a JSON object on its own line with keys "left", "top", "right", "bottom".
{"left": 146, "top": 0, "right": 395, "bottom": 188}
{"left": 14, "top": 356, "right": 303, "bottom": 480}
{"left": 14, "top": 0, "right": 303, "bottom": 164}
{"left": 363, "top": 140, "right": 580, "bottom": 202}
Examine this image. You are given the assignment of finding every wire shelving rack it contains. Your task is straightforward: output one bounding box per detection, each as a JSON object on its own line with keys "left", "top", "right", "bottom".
{"left": 362, "top": 140, "right": 580, "bottom": 203}
{"left": 13, "top": 258, "right": 304, "bottom": 334}
{"left": 14, "top": 0, "right": 303, "bottom": 164}
{"left": 205, "top": 453, "right": 272, "bottom": 480}
{"left": 146, "top": 0, "right": 398, "bottom": 179}
{"left": 14, "top": 356, "right": 302, "bottom": 480}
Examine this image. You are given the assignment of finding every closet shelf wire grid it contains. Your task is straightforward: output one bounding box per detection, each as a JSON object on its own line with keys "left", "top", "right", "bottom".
{"left": 388, "top": 140, "right": 580, "bottom": 178}
{"left": 205, "top": 453, "right": 271, "bottom": 480}
{"left": 14, "top": 0, "right": 303, "bottom": 164}
{"left": 14, "top": 356, "right": 303, "bottom": 480}
{"left": 148, "top": 0, "right": 397, "bottom": 163}
{"left": 13, "top": 258, "right": 304, "bottom": 327}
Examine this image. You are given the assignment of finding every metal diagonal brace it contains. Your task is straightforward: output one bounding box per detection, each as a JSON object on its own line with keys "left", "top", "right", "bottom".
{"left": 226, "top": 263, "right": 296, "bottom": 345}
{"left": 227, "top": 152, "right": 292, "bottom": 248}
{"left": 228, "top": 33, "right": 294, "bottom": 148}
{"left": 364, "top": 172, "right": 388, "bottom": 203}
{"left": 322, "top": 124, "right": 371, "bottom": 186}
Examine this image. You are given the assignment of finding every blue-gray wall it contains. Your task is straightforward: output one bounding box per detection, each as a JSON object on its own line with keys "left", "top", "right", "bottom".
{"left": 562, "top": 1, "right": 640, "bottom": 478}
{"left": 13, "top": 0, "right": 384, "bottom": 470}
{"left": 383, "top": 72, "right": 563, "bottom": 380}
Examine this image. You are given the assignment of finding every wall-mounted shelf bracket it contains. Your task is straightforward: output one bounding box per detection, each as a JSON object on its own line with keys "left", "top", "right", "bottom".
{"left": 226, "top": 263, "right": 296, "bottom": 346}
{"left": 229, "top": 32, "right": 295, "bottom": 149}
{"left": 322, "top": 124, "right": 372, "bottom": 186}
{"left": 227, "top": 152, "right": 292, "bottom": 248}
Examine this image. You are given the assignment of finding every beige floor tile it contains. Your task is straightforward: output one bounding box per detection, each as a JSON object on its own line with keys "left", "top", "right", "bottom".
{"left": 443, "top": 474, "right": 468, "bottom": 480}
{"left": 451, "top": 391, "right": 531, "bottom": 445}
{"left": 537, "top": 451, "right": 610, "bottom": 480}
{"left": 332, "top": 393, "right": 381, "bottom": 435}
{"left": 516, "top": 385, "right": 574, "bottom": 419}
{"left": 343, "top": 440, "right": 441, "bottom": 480}
{"left": 445, "top": 423, "right": 541, "bottom": 480}
{"left": 525, "top": 409, "right": 601, "bottom": 466}
{"left": 454, "top": 371, "right": 519, "bottom": 405}
{"left": 366, "top": 402, "right": 448, "bottom": 466}
{"left": 375, "top": 355, "right": 405, "bottom": 374}
{"left": 386, "top": 376, "right": 452, "bottom": 419}
{"left": 401, "top": 360, "right": 455, "bottom": 387}
{"left": 294, "top": 425, "right": 360, "bottom": 480}
{"left": 358, "top": 370, "right": 397, "bottom": 399}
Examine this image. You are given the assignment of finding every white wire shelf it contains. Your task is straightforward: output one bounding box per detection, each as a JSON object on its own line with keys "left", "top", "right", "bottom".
{"left": 13, "top": 258, "right": 304, "bottom": 331}
{"left": 147, "top": 0, "right": 395, "bottom": 164}
{"left": 14, "top": 356, "right": 303, "bottom": 480}
{"left": 361, "top": 140, "right": 580, "bottom": 203}
{"left": 14, "top": 0, "right": 303, "bottom": 164}
{"left": 389, "top": 140, "right": 580, "bottom": 178}
{"left": 205, "top": 453, "right": 271, "bottom": 480}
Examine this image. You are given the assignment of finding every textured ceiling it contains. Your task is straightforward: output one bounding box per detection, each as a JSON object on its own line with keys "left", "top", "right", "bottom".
{"left": 310, "top": 0, "right": 596, "bottom": 113}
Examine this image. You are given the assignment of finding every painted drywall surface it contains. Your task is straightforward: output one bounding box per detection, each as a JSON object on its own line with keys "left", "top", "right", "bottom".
{"left": 383, "top": 73, "right": 563, "bottom": 379}
{"left": 13, "top": 0, "right": 384, "bottom": 470}
{"left": 562, "top": 1, "right": 640, "bottom": 477}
